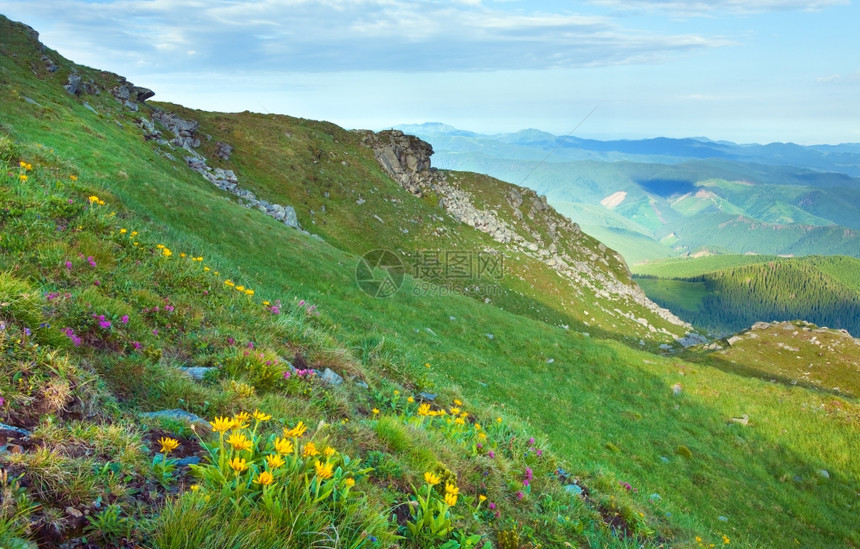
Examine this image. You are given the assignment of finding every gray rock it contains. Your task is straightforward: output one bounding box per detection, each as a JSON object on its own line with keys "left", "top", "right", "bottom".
{"left": 134, "top": 86, "right": 155, "bottom": 102}
{"left": 215, "top": 141, "right": 233, "bottom": 160}
{"left": 564, "top": 484, "right": 583, "bottom": 495}
{"left": 818, "top": 469, "right": 830, "bottom": 479}
{"left": 64, "top": 73, "right": 82, "bottom": 95}
{"left": 174, "top": 456, "right": 201, "bottom": 467}
{"left": 320, "top": 368, "right": 344, "bottom": 386}
{"left": 180, "top": 366, "right": 216, "bottom": 380}
{"left": 82, "top": 102, "right": 98, "bottom": 114}
{"left": 0, "top": 422, "right": 32, "bottom": 437}
{"left": 140, "top": 409, "right": 210, "bottom": 431}
{"left": 23, "top": 96, "right": 43, "bottom": 107}
{"left": 418, "top": 392, "right": 437, "bottom": 402}
{"left": 354, "top": 380, "right": 369, "bottom": 389}
{"left": 282, "top": 205, "right": 299, "bottom": 228}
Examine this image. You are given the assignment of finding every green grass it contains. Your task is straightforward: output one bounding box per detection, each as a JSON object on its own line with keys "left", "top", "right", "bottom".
{"left": 1, "top": 14, "right": 859, "bottom": 549}
{"left": 634, "top": 278, "right": 708, "bottom": 312}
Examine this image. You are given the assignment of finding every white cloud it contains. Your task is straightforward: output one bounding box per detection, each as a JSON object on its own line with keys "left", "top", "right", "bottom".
{"left": 585, "top": 0, "right": 849, "bottom": 16}
{"left": 0, "top": 0, "right": 730, "bottom": 74}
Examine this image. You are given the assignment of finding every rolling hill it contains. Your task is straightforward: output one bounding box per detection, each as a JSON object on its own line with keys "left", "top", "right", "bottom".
{"left": 1, "top": 15, "right": 859, "bottom": 549}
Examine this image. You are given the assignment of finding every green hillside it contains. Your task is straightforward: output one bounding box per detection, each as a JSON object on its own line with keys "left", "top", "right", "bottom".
{"left": 2, "top": 15, "right": 860, "bottom": 549}
{"left": 633, "top": 256, "right": 860, "bottom": 337}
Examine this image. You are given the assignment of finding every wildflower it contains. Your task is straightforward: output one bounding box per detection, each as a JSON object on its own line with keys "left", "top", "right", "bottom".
{"left": 478, "top": 432, "right": 487, "bottom": 440}
{"left": 70, "top": 175, "right": 78, "bottom": 181}
{"left": 324, "top": 446, "right": 336, "bottom": 457}
{"left": 417, "top": 403, "right": 431, "bottom": 416}
{"left": 314, "top": 460, "right": 334, "bottom": 480}
{"left": 204, "top": 266, "right": 210, "bottom": 271}
{"left": 302, "top": 442, "right": 320, "bottom": 457}
{"left": 284, "top": 421, "right": 308, "bottom": 438}
{"left": 424, "top": 472, "right": 441, "bottom": 486}
{"left": 236, "top": 285, "right": 245, "bottom": 292}
{"left": 488, "top": 502, "right": 496, "bottom": 510}
{"left": 450, "top": 407, "right": 461, "bottom": 415}
{"left": 266, "top": 454, "right": 286, "bottom": 469}
{"left": 227, "top": 433, "right": 253, "bottom": 452}
{"left": 87, "top": 256, "right": 97, "bottom": 267}
{"left": 372, "top": 408, "right": 379, "bottom": 415}
{"left": 65, "top": 261, "right": 72, "bottom": 269}
{"left": 454, "top": 417, "right": 465, "bottom": 426}
{"left": 407, "top": 396, "right": 414, "bottom": 403}
{"left": 478, "top": 495, "right": 487, "bottom": 502}
{"left": 253, "top": 471, "right": 275, "bottom": 486}
{"left": 393, "top": 390, "right": 400, "bottom": 396}
{"left": 528, "top": 437, "right": 535, "bottom": 445}
{"left": 120, "top": 228, "right": 127, "bottom": 234}
{"left": 496, "top": 417, "right": 502, "bottom": 423}
{"left": 273, "top": 437, "right": 294, "bottom": 455}
{"left": 224, "top": 280, "right": 235, "bottom": 287}
{"left": 210, "top": 416, "right": 235, "bottom": 434}
{"left": 445, "top": 482, "right": 459, "bottom": 496}
{"left": 19, "top": 161, "right": 32, "bottom": 170}
{"left": 233, "top": 411, "right": 251, "bottom": 429}
{"left": 345, "top": 477, "right": 355, "bottom": 488}
{"left": 131, "top": 231, "right": 138, "bottom": 237}
{"left": 228, "top": 457, "right": 248, "bottom": 473}
{"left": 121, "top": 315, "right": 129, "bottom": 324}
{"left": 132, "top": 341, "right": 141, "bottom": 350}
{"left": 88, "top": 195, "right": 100, "bottom": 204}
{"left": 158, "top": 437, "right": 180, "bottom": 454}
{"left": 18, "top": 174, "right": 27, "bottom": 181}
{"left": 162, "top": 248, "right": 172, "bottom": 257}
{"left": 487, "top": 451, "right": 495, "bottom": 459}
{"left": 454, "top": 399, "right": 462, "bottom": 406}
{"left": 516, "top": 491, "right": 524, "bottom": 500}
{"left": 190, "top": 484, "right": 200, "bottom": 492}
{"left": 425, "top": 363, "right": 431, "bottom": 368}
{"left": 156, "top": 244, "right": 165, "bottom": 249}
{"left": 253, "top": 409, "right": 272, "bottom": 422}
{"left": 263, "top": 301, "right": 270, "bottom": 306}
{"left": 722, "top": 535, "right": 730, "bottom": 545}
{"left": 444, "top": 492, "right": 458, "bottom": 506}
{"left": 180, "top": 252, "right": 186, "bottom": 258}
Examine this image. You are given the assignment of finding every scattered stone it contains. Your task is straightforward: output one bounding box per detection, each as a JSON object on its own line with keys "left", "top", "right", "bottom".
{"left": 659, "top": 343, "right": 673, "bottom": 351}
{"left": 718, "top": 516, "right": 728, "bottom": 522}
{"left": 215, "top": 141, "right": 233, "bottom": 161}
{"left": 140, "top": 409, "right": 210, "bottom": 432}
{"left": 818, "top": 469, "right": 830, "bottom": 479}
{"left": 174, "top": 456, "right": 201, "bottom": 467}
{"left": 65, "top": 507, "right": 84, "bottom": 519}
{"left": 546, "top": 358, "right": 554, "bottom": 364}
{"left": 354, "top": 379, "right": 369, "bottom": 389}
{"left": 730, "top": 414, "right": 749, "bottom": 426}
{"left": 793, "top": 475, "right": 803, "bottom": 483}
{"left": 180, "top": 366, "right": 215, "bottom": 381}
{"left": 564, "top": 484, "right": 583, "bottom": 495}
{"left": 671, "top": 383, "right": 682, "bottom": 395}
{"left": 23, "top": 96, "right": 43, "bottom": 107}
{"left": 486, "top": 333, "right": 494, "bottom": 340}
{"left": 82, "top": 102, "right": 98, "bottom": 114}
{"left": 649, "top": 493, "right": 661, "bottom": 502}
{"left": 677, "top": 332, "right": 708, "bottom": 347}
{"left": 64, "top": 73, "right": 82, "bottom": 95}
{"left": 320, "top": 368, "right": 344, "bottom": 386}
{"left": 417, "top": 391, "right": 437, "bottom": 402}
{"left": 0, "top": 422, "right": 32, "bottom": 437}
{"left": 660, "top": 456, "right": 670, "bottom": 463}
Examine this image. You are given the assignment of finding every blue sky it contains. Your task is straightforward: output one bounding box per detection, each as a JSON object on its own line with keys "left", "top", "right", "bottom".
{"left": 2, "top": 0, "right": 858, "bottom": 144}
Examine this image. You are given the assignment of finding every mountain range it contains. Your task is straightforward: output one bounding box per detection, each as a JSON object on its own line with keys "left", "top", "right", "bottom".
{"left": 396, "top": 123, "right": 860, "bottom": 264}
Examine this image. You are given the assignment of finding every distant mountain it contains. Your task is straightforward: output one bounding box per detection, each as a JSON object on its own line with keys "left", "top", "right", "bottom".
{"left": 397, "top": 124, "right": 860, "bottom": 263}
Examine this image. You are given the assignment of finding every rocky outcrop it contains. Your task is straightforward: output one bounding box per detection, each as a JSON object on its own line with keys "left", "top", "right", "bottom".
{"left": 361, "top": 130, "right": 690, "bottom": 336}
{"left": 134, "top": 109, "right": 302, "bottom": 231}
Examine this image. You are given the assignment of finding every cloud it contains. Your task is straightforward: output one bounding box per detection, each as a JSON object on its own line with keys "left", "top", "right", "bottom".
{"left": 0, "top": 0, "right": 731, "bottom": 74}
{"left": 584, "top": 0, "right": 849, "bottom": 16}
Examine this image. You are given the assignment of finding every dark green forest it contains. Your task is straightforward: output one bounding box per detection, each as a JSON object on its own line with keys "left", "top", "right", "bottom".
{"left": 635, "top": 257, "right": 860, "bottom": 337}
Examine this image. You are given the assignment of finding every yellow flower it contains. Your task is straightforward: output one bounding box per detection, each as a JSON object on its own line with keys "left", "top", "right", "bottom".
{"left": 229, "top": 457, "right": 248, "bottom": 473}
{"left": 407, "top": 396, "right": 414, "bottom": 403}
{"left": 478, "top": 494, "right": 487, "bottom": 502}
{"left": 372, "top": 408, "right": 379, "bottom": 415}
{"left": 18, "top": 174, "right": 27, "bottom": 181}
{"left": 696, "top": 537, "right": 702, "bottom": 544}
{"left": 424, "top": 472, "right": 441, "bottom": 486}
{"left": 324, "top": 446, "right": 336, "bottom": 457}
{"left": 190, "top": 484, "right": 200, "bottom": 492}
{"left": 459, "top": 411, "right": 468, "bottom": 418}
{"left": 70, "top": 174, "right": 78, "bottom": 181}
{"left": 478, "top": 432, "right": 487, "bottom": 440}
{"left": 194, "top": 256, "right": 203, "bottom": 261}
{"left": 210, "top": 416, "right": 235, "bottom": 433}
{"left": 284, "top": 421, "right": 308, "bottom": 438}
{"left": 273, "top": 437, "right": 294, "bottom": 455}
{"left": 253, "top": 409, "right": 272, "bottom": 422}
{"left": 224, "top": 280, "right": 235, "bottom": 287}
{"left": 417, "top": 403, "right": 431, "bottom": 416}
{"left": 204, "top": 266, "right": 210, "bottom": 271}
{"left": 253, "top": 471, "right": 274, "bottom": 486}
{"left": 314, "top": 460, "right": 334, "bottom": 480}
{"left": 474, "top": 423, "right": 482, "bottom": 431}
{"left": 266, "top": 454, "right": 286, "bottom": 469}
{"left": 262, "top": 301, "right": 270, "bottom": 306}
{"left": 131, "top": 231, "right": 138, "bottom": 237}
{"left": 158, "top": 437, "right": 180, "bottom": 454}
{"left": 19, "top": 161, "right": 32, "bottom": 170}
{"left": 444, "top": 492, "right": 458, "bottom": 506}
{"left": 496, "top": 417, "right": 502, "bottom": 423}
{"left": 454, "top": 399, "right": 462, "bottom": 406}
{"left": 445, "top": 482, "right": 459, "bottom": 496}
{"left": 233, "top": 411, "right": 251, "bottom": 429}
{"left": 302, "top": 442, "right": 320, "bottom": 457}
{"left": 393, "top": 390, "right": 400, "bottom": 396}
{"left": 156, "top": 244, "right": 165, "bottom": 249}
{"left": 449, "top": 406, "right": 460, "bottom": 415}
{"left": 120, "top": 228, "right": 127, "bottom": 234}
{"left": 425, "top": 363, "right": 431, "bottom": 368}
{"left": 162, "top": 248, "right": 172, "bottom": 257}
{"left": 454, "top": 417, "right": 465, "bottom": 426}
{"left": 345, "top": 477, "right": 355, "bottom": 488}
{"left": 244, "top": 289, "right": 254, "bottom": 296}
{"left": 180, "top": 252, "right": 186, "bottom": 258}
{"left": 236, "top": 285, "right": 245, "bottom": 292}
{"left": 722, "top": 535, "right": 730, "bottom": 545}
{"left": 227, "top": 432, "right": 253, "bottom": 452}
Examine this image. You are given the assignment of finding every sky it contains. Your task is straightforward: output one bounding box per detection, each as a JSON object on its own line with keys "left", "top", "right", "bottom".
{"left": 2, "top": 0, "right": 858, "bottom": 144}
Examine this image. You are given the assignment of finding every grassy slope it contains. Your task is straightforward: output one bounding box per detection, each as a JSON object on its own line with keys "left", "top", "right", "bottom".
{"left": 2, "top": 15, "right": 859, "bottom": 548}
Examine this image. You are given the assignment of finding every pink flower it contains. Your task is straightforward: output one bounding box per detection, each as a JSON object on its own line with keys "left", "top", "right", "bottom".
{"left": 152, "top": 329, "right": 158, "bottom": 335}
{"left": 523, "top": 479, "right": 530, "bottom": 487}
{"left": 487, "top": 451, "right": 495, "bottom": 458}
{"left": 283, "top": 371, "right": 291, "bottom": 379}
{"left": 121, "top": 315, "right": 129, "bottom": 324}
{"left": 528, "top": 437, "right": 535, "bottom": 445}
{"left": 132, "top": 341, "right": 141, "bottom": 350}
{"left": 516, "top": 491, "right": 524, "bottom": 500}
{"left": 64, "top": 261, "right": 72, "bottom": 270}
{"left": 87, "top": 256, "right": 96, "bottom": 267}
{"left": 536, "top": 449, "right": 543, "bottom": 457}
{"left": 488, "top": 502, "right": 496, "bottom": 510}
